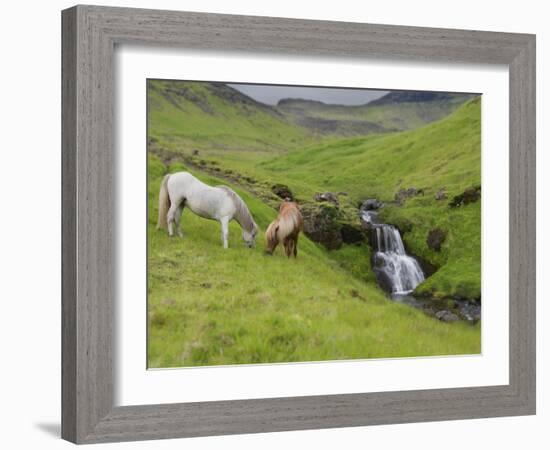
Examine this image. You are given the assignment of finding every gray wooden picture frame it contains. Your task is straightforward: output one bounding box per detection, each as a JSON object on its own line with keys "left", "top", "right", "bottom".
{"left": 61, "top": 4, "right": 536, "bottom": 444}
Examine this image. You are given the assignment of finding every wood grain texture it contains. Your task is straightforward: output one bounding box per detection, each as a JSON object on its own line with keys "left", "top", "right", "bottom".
{"left": 61, "top": 7, "right": 77, "bottom": 443}
{"left": 61, "top": 4, "right": 536, "bottom": 444}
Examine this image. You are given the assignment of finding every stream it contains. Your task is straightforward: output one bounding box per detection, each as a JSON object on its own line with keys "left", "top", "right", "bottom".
{"left": 361, "top": 207, "right": 480, "bottom": 324}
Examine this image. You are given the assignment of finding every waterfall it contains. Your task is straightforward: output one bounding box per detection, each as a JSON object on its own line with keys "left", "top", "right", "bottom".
{"left": 359, "top": 202, "right": 478, "bottom": 323}
{"left": 362, "top": 210, "right": 425, "bottom": 295}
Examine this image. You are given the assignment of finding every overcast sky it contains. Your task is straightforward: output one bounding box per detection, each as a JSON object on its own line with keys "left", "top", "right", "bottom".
{"left": 228, "top": 84, "right": 388, "bottom": 106}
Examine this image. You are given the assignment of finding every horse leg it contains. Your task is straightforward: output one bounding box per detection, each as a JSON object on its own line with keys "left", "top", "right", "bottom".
{"left": 289, "top": 238, "right": 296, "bottom": 258}
{"left": 283, "top": 238, "right": 291, "bottom": 258}
{"left": 166, "top": 201, "right": 181, "bottom": 237}
{"left": 174, "top": 202, "right": 185, "bottom": 238}
{"left": 293, "top": 235, "right": 299, "bottom": 258}
{"left": 220, "top": 217, "right": 230, "bottom": 249}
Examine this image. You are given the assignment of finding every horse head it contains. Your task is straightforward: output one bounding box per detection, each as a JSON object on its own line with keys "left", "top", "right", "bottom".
{"left": 242, "top": 222, "right": 258, "bottom": 248}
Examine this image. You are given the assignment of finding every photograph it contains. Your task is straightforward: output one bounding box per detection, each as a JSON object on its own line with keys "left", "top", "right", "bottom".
{"left": 147, "top": 79, "right": 482, "bottom": 368}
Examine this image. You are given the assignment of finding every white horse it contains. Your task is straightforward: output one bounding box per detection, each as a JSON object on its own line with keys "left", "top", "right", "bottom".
{"left": 156, "top": 171, "right": 258, "bottom": 248}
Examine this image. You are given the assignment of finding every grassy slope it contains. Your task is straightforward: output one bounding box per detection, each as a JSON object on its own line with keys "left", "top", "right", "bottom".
{"left": 147, "top": 157, "right": 480, "bottom": 368}
{"left": 148, "top": 80, "right": 314, "bottom": 154}
{"left": 148, "top": 81, "right": 481, "bottom": 300}
{"left": 259, "top": 98, "right": 482, "bottom": 299}
{"left": 277, "top": 96, "right": 471, "bottom": 135}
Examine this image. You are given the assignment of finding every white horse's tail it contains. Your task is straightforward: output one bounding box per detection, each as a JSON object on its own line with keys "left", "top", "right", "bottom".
{"left": 157, "top": 174, "right": 171, "bottom": 230}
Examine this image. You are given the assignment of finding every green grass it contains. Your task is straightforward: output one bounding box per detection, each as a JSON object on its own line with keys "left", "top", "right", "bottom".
{"left": 146, "top": 81, "right": 482, "bottom": 367}
{"left": 148, "top": 80, "right": 315, "bottom": 153}
{"left": 190, "top": 98, "right": 482, "bottom": 299}
{"left": 148, "top": 162, "right": 480, "bottom": 368}
{"left": 261, "top": 98, "right": 481, "bottom": 199}
{"left": 255, "top": 98, "right": 482, "bottom": 299}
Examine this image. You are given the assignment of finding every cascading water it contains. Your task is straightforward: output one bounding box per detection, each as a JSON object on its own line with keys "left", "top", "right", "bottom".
{"left": 360, "top": 203, "right": 480, "bottom": 323}
{"left": 361, "top": 209, "right": 425, "bottom": 295}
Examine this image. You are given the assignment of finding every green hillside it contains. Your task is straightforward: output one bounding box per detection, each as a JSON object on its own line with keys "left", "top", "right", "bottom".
{"left": 147, "top": 158, "right": 480, "bottom": 368}
{"left": 147, "top": 79, "right": 315, "bottom": 154}
{"left": 263, "top": 97, "right": 480, "bottom": 200}
{"left": 260, "top": 97, "right": 482, "bottom": 299}
{"left": 179, "top": 97, "right": 482, "bottom": 300}
{"left": 148, "top": 82, "right": 481, "bottom": 299}
{"left": 148, "top": 80, "right": 473, "bottom": 158}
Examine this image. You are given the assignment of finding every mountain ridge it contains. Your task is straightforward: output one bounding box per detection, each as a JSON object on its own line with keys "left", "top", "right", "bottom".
{"left": 148, "top": 80, "right": 477, "bottom": 147}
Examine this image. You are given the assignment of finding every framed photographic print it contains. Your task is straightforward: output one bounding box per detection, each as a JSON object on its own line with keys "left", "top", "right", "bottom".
{"left": 62, "top": 5, "right": 536, "bottom": 444}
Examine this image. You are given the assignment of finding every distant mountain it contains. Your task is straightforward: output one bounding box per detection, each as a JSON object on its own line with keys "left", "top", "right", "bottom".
{"left": 148, "top": 80, "right": 479, "bottom": 156}
{"left": 276, "top": 98, "right": 390, "bottom": 136}
{"left": 275, "top": 91, "right": 476, "bottom": 137}
{"left": 368, "top": 91, "right": 474, "bottom": 106}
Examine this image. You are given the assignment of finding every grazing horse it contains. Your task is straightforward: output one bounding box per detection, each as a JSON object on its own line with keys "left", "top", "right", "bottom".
{"left": 265, "top": 202, "right": 303, "bottom": 257}
{"left": 157, "top": 171, "right": 258, "bottom": 249}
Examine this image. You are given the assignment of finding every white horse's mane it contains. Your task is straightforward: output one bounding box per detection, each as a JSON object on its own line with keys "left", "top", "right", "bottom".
{"left": 217, "top": 186, "right": 257, "bottom": 233}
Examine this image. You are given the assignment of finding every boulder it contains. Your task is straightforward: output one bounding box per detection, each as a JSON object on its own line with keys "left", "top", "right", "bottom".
{"left": 360, "top": 198, "right": 382, "bottom": 211}
{"left": 271, "top": 183, "right": 293, "bottom": 201}
{"left": 395, "top": 187, "right": 421, "bottom": 204}
{"left": 463, "top": 186, "right": 481, "bottom": 204}
{"left": 435, "top": 310, "right": 459, "bottom": 322}
{"left": 458, "top": 302, "right": 481, "bottom": 323}
{"left": 340, "top": 223, "right": 365, "bottom": 244}
{"left": 449, "top": 186, "right": 481, "bottom": 208}
{"left": 435, "top": 187, "right": 447, "bottom": 201}
{"left": 371, "top": 257, "right": 395, "bottom": 293}
{"left": 427, "top": 228, "right": 447, "bottom": 252}
{"left": 314, "top": 192, "right": 339, "bottom": 206}
{"left": 300, "top": 203, "right": 343, "bottom": 250}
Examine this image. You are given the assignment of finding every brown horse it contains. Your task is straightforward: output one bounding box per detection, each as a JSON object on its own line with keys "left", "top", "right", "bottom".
{"left": 265, "top": 202, "right": 303, "bottom": 257}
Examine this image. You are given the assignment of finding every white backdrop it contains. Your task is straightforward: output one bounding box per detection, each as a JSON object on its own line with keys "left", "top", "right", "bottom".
{"left": 0, "top": 0, "right": 546, "bottom": 449}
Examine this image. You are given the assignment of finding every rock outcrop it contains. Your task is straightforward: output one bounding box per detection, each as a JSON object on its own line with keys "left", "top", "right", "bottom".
{"left": 300, "top": 203, "right": 343, "bottom": 250}
{"left": 449, "top": 186, "right": 481, "bottom": 208}
{"left": 271, "top": 183, "right": 294, "bottom": 201}
{"left": 300, "top": 202, "right": 365, "bottom": 249}
{"left": 360, "top": 198, "right": 382, "bottom": 211}
{"left": 395, "top": 187, "right": 424, "bottom": 204}
{"left": 435, "top": 310, "right": 459, "bottom": 322}
{"left": 427, "top": 228, "right": 447, "bottom": 252}
{"left": 435, "top": 187, "right": 447, "bottom": 201}
{"left": 314, "top": 192, "right": 340, "bottom": 206}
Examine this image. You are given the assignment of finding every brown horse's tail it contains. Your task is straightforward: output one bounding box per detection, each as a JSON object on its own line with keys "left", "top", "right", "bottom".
{"left": 156, "top": 174, "right": 171, "bottom": 230}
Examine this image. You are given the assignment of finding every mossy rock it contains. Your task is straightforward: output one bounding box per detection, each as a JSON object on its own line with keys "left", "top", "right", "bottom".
{"left": 271, "top": 183, "right": 294, "bottom": 200}
{"left": 300, "top": 203, "right": 343, "bottom": 250}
